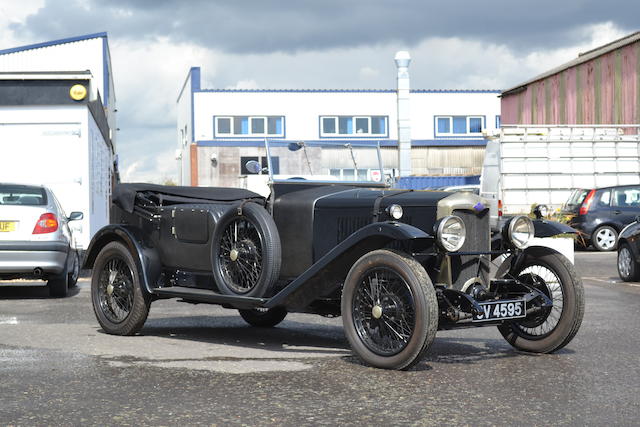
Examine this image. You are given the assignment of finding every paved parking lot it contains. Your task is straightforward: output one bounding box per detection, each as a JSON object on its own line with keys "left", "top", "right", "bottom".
{"left": 0, "top": 251, "right": 638, "bottom": 425}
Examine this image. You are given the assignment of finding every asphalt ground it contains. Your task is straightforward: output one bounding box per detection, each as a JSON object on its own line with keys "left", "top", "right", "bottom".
{"left": 0, "top": 251, "right": 638, "bottom": 426}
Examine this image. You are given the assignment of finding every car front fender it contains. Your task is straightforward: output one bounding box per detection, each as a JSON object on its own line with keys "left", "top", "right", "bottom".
{"left": 532, "top": 219, "right": 577, "bottom": 238}
{"left": 83, "top": 225, "right": 161, "bottom": 294}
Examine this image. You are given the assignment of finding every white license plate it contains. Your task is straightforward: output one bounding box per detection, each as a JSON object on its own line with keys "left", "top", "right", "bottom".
{"left": 472, "top": 299, "right": 526, "bottom": 322}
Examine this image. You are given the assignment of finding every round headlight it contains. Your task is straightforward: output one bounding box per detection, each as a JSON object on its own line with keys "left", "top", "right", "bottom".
{"left": 508, "top": 215, "right": 535, "bottom": 249}
{"left": 387, "top": 204, "right": 403, "bottom": 220}
{"left": 436, "top": 215, "right": 466, "bottom": 252}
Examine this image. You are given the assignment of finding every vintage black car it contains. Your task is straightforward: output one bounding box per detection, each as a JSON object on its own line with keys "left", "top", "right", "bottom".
{"left": 84, "top": 141, "right": 584, "bottom": 370}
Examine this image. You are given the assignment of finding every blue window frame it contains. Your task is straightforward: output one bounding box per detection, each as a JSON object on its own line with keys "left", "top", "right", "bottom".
{"left": 469, "top": 117, "right": 482, "bottom": 133}
{"left": 435, "top": 115, "right": 484, "bottom": 137}
{"left": 321, "top": 115, "right": 388, "bottom": 137}
{"left": 452, "top": 116, "right": 467, "bottom": 134}
{"left": 215, "top": 116, "right": 284, "bottom": 137}
{"left": 437, "top": 117, "right": 450, "bottom": 134}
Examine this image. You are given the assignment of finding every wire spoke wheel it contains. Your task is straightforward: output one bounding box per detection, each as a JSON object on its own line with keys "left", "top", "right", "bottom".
{"left": 97, "top": 257, "right": 135, "bottom": 324}
{"left": 218, "top": 217, "right": 264, "bottom": 294}
{"left": 353, "top": 268, "right": 416, "bottom": 356}
{"left": 342, "top": 250, "right": 438, "bottom": 370}
{"left": 514, "top": 265, "right": 564, "bottom": 339}
{"left": 211, "top": 203, "right": 281, "bottom": 298}
{"left": 497, "top": 248, "right": 584, "bottom": 354}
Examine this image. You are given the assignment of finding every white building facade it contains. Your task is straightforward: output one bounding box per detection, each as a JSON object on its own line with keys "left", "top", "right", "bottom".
{"left": 177, "top": 67, "right": 501, "bottom": 188}
{"left": 0, "top": 33, "right": 116, "bottom": 249}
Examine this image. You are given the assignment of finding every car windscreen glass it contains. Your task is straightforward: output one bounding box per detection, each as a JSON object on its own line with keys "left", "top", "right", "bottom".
{"left": 264, "top": 140, "right": 386, "bottom": 185}
{"left": 0, "top": 186, "right": 47, "bottom": 205}
{"left": 564, "top": 189, "right": 589, "bottom": 210}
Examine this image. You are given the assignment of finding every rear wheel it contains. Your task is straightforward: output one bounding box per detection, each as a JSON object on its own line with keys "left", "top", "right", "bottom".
{"left": 48, "top": 272, "right": 69, "bottom": 298}
{"left": 341, "top": 250, "right": 438, "bottom": 370}
{"left": 91, "top": 241, "right": 150, "bottom": 335}
{"left": 592, "top": 225, "right": 618, "bottom": 251}
{"left": 617, "top": 243, "right": 639, "bottom": 282}
{"left": 67, "top": 251, "right": 80, "bottom": 288}
{"left": 238, "top": 307, "right": 287, "bottom": 327}
{"left": 211, "top": 202, "right": 281, "bottom": 298}
{"left": 498, "top": 248, "right": 584, "bottom": 353}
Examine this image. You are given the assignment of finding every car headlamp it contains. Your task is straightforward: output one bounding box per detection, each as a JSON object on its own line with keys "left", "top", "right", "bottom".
{"left": 386, "top": 204, "right": 403, "bottom": 220}
{"left": 507, "top": 215, "right": 535, "bottom": 249}
{"left": 436, "top": 215, "right": 466, "bottom": 252}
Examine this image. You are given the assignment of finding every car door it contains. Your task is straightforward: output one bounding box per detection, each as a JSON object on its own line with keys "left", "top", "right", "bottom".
{"left": 611, "top": 186, "right": 640, "bottom": 229}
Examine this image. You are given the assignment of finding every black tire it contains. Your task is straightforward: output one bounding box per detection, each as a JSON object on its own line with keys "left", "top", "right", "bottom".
{"left": 497, "top": 247, "right": 584, "bottom": 353}
{"left": 211, "top": 202, "right": 281, "bottom": 297}
{"left": 48, "top": 270, "right": 69, "bottom": 298}
{"left": 67, "top": 251, "right": 80, "bottom": 288}
{"left": 238, "top": 307, "right": 288, "bottom": 327}
{"left": 617, "top": 242, "right": 639, "bottom": 282}
{"left": 341, "top": 249, "right": 438, "bottom": 370}
{"left": 592, "top": 225, "right": 618, "bottom": 251}
{"left": 91, "top": 241, "right": 150, "bottom": 336}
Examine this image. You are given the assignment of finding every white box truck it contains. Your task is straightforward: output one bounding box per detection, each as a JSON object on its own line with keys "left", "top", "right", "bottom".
{"left": 481, "top": 125, "right": 640, "bottom": 230}
{"left": 0, "top": 106, "right": 113, "bottom": 250}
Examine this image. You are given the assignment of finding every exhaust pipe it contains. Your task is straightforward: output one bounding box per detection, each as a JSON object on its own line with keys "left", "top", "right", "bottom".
{"left": 33, "top": 267, "right": 43, "bottom": 277}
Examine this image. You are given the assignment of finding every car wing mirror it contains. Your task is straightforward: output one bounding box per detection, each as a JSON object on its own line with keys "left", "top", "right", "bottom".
{"left": 245, "top": 160, "right": 264, "bottom": 174}
{"left": 288, "top": 142, "right": 303, "bottom": 151}
{"left": 68, "top": 211, "right": 84, "bottom": 221}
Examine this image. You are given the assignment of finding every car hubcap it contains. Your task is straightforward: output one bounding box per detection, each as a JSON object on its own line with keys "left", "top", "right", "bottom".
{"left": 98, "top": 257, "right": 134, "bottom": 323}
{"left": 372, "top": 305, "right": 383, "bottom": 319}
{"left": 619, "top": 247, "right": 632, "bottom": 277}
{"left": 352, "top": 268, "right": 416, "bottom": 356}
{"left": 596, "top": 229, "right": 616, "bottom": 250}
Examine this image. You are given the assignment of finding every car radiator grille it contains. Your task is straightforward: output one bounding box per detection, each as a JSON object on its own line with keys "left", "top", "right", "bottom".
{"left": 336, "top": 216, "right": 414, "bottom": 243}
{"left": 337, "top": 216, "right": 370, "bottom": 243}
{"left": 450, "top": 209, "right": 490, "bottom": 290}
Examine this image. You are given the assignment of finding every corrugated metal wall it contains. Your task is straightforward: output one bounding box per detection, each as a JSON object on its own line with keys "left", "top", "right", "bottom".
{"left": 502, "top": 39, "right": 640, "bottom": 125}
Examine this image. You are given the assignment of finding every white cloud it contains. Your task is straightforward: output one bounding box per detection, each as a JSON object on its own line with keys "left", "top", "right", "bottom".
{"left": 225, "top": 79, "right": 260, "bottom": 89}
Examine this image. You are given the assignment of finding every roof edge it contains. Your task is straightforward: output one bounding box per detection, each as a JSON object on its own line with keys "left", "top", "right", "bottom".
{"left": 0, "top": 32, "right": 108, "bottom": 56}
{"left": 502, "top": 30, "right": 640, "bottom": 97}
{"left": 195, "top": 88, "right": 501, "bottom": 94}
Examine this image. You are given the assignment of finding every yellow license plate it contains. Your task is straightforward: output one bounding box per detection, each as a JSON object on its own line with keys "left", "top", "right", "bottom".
{"left": 0, "top": 221, "right": 16, "bottom": 232}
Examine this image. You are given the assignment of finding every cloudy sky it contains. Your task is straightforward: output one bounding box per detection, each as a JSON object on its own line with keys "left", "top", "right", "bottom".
{"left": 0, "top": 0, "right": 637, "bottom": 182}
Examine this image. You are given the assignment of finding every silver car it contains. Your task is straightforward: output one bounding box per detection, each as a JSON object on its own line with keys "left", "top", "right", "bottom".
{"left": 0, "top": 183, "right": 83, "bottom": 297}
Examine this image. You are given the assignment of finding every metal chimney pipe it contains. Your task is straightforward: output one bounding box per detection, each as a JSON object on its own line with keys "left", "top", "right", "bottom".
{"left": 395, "top": 51, "right": 412, "bottom": 178}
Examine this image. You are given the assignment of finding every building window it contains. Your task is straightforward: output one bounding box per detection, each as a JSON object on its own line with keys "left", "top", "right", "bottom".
{"left": 329, "top": 168, "right": 376, "bottom": 181}
{"left": 495, "top": 115, "right": 501, "bottom": 128}
{"left": 320, "top": 116, "right": 387, "bottom": 137}
{"left": 215, "top": 116, "right": 284, "bottom": 137}
{"left": 435, "top": 115, "right": 484, "bottom": 137}
{"left": 240, "top": 156, "right": 280, "bottom": 175}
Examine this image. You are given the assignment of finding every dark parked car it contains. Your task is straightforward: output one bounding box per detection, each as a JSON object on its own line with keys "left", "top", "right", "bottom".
{"left": 84, "top": 141, "right": 583, "bottom": 370}
{"left": 562, "top": 185, "right": 640, "bottom": 251}
{"left": 616, "top": 218, "right": 640, "bottom": 281}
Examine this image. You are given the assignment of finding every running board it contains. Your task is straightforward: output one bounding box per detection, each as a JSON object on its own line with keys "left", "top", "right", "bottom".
{"left": 151, "top": 286, "right": 268, "bottom": 309}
